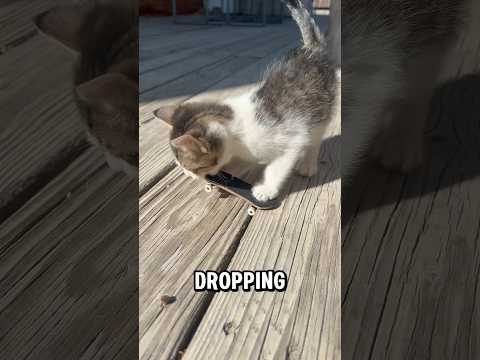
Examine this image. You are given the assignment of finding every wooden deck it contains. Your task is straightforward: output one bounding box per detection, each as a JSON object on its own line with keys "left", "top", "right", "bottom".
{"left": 342, "top": 19, "right": 480, "bottom": 360}
{"left": 139, "top": 16, "right": 340, "bottom": 360}
{"left": 0, "top": 1, "right": 138, "bottom": 359}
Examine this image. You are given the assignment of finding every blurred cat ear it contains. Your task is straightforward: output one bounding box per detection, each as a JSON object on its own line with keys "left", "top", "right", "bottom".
{"left": 75, "top": 73, "right": 138, "bottom": 113}
{"left": 171, "top": 135, "right": 207, "bottom": 154}
{"left": 153, "top": 106, "right": 177, "bottom": 126}
{"left": 35, "top": 3, "right": 94, "bottom": 53}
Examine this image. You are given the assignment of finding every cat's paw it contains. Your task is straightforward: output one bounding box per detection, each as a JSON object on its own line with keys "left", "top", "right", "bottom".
{"left": 183, "top": 168, "right": 198, "bottom": 179}
{"left": 372, "top": 132, "right": 425, "bottom": 172}
{"left": 252, "top": 184, "right": 278, "bottom": 202}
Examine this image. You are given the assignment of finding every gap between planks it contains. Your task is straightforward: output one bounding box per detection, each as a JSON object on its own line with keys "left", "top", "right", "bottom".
{"left": 342, "top": 21, "right": 480, "bottom": 360}
{"left": 0, "top": 146, "right": 138, "bottom": 359}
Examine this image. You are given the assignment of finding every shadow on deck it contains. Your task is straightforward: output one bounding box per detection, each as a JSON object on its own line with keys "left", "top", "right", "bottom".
{"left": 342, "top": 35, "right": 480, "bottom": 360}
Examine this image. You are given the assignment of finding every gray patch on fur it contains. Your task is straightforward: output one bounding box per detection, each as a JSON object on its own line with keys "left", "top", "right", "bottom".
{"left": 169, "top": 102, "right": 233, "bottom": 154}
{"left": 341, "top": 0, "right": 469, "bottom": 176}
{"left": 169, "top": 102, "right": 233, "bottom": 138}
{"left": 254, "top": 1, "right": 335, "bottom": 128}
{"left": 254, "top": 31, "right": 335, "bottom": 128}
{"left": 343, "top": 0, "right": 467, "bottom": 60}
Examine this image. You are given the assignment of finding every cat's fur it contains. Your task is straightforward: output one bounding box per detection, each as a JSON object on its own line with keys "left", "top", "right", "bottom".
{"left": 340, "top": 0, "right": 476, "bottom": 176}
{"left": 35, "top": 0, "right": 139, "bottom": 177}
{"left": 155, "top": 0, "right": 337, "bottom": 202}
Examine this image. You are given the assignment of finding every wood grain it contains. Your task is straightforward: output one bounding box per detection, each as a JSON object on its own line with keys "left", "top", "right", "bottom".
{"left": 342, "top": 17, "right": 480, "bottom": 360}
{"left": 0, "top": 146, "right": 138, "bottom": 359}
{"left": 0, "top": 2, "right": 136, "bottom": 358}
{"left": 139, "top": 168, "right": 251, "bottom": 360}
{"left": 0, "top": 25, "right": 89, "bottom": 221}
{"left": 0, "top": 0, "right": 60, "bottom": 51}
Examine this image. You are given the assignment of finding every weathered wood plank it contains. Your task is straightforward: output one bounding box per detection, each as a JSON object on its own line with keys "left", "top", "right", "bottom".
{"left": 139, "top": 120, "right": 173, "bottom": 194}
{"left": 139, "top": 34, "right": 298, "bottom": 116}
{"left": 140, "top": 27, "right": 220, "bottom": 60}
{"left": 0, "top": 0, "right": 59, "bottom": 51}
{"left": 186, "top": 42, "right": 298, "bottom": 104}
{"left": 140, "top": 25, "right": 283, "bottom": 74}
{"left": 0, "top": 34, "right": 86, "bottom": 220}
{"left": 139, "top": 168, "right": 251, "bottom": 360}
{"left": 342, "top": 19, "right": 480, "bottom": 360}
{"left": 0, "top": 2, "right": 136, "bottom": 359}
{"left": 184, "top": 108, "right": 340, "bottom": 360}
{"left": 177, "top": 15, "right": 329, "bottom": 104}
{"left": 0, "top": 148, "right": 104, "bottom": 252}
{"left": 139, "top": 26, "right": 292, "bottom": 94}
{"left": 139, "top": 22, "right": 254, "bottom": 56}
{"left": 0, "top": 154, "right": 127, "bottom": 311}
{"left": 0, "top": 146, "right": 137, "bottom": 359}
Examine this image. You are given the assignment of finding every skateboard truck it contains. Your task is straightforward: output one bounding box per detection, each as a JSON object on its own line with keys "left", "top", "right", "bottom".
{"left": 205, "top": 182, "right": 257, "bottom": 215}
{"left": 204, "top": 171, "right": 279, "bottom": 216}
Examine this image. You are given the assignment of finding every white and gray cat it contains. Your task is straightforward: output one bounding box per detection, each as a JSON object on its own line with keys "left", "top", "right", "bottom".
{"left": 155, "top": 0, "right": 338, "bottom": 202}
{"left": 35, "top": 0, "right": 139, "bottom": 177}
{"left": 340, "top": 0, "right": 478, "bottom": 176}
{"left": 155, "top": 0, "right": 477, "bottom": 200}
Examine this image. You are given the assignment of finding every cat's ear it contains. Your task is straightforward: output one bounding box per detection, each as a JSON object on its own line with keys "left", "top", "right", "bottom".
{"left": 171, "top": 135, "right": 208, "bottom": 154}
{"left": 153, "top": 106, "right": 177, "bottom": 127}
{"left": 75, "top": 73, "right": 138, "bottom": 114}
{"left": 34, "top": 3, "right": 94, "bottom": 53}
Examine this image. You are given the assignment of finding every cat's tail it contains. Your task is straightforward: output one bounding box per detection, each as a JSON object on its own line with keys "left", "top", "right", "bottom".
{"left": 283, "top": 0, "right": 324, "bottom": 48}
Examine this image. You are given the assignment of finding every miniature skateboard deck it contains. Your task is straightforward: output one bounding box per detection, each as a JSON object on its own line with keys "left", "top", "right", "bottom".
{"left": 204, "top": 171, "right": 280, "bottom": 215}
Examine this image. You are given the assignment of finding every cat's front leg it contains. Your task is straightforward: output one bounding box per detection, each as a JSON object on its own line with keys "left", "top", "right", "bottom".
{"left": 252, "top": 150, "right": 299, "bottom": 202}
{"left": 175, "top": 160, "right": 198, "bottom": 179}
{"left": 183, "top": 169, "right": 198, "bottom": 179}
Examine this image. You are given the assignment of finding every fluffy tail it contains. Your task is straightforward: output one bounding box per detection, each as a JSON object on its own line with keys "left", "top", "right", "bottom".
{"left": 284, "top": 0, "right": 324, "bottom": 48}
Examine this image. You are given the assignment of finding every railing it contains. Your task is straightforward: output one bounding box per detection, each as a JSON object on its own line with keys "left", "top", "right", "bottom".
{"left": 171, "top": 0, "right": 286, "bottom": 26}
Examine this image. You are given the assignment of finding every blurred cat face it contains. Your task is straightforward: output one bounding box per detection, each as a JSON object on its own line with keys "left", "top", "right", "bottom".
{"left": 75, "top": 71, "right": 138, "bottom": 167}
{"left": 35, "top": 1, "right": 139, "bottom": 176}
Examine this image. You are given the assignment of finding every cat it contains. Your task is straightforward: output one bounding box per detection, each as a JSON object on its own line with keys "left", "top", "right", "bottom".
{"left": 340, "top": 0, "right": 477, "bottom": 177}
{"left": 154, "top": 0, "right": 338, "bottom": 202}
{"left": 35, "top": 0, "right": 139, "bottom": 177}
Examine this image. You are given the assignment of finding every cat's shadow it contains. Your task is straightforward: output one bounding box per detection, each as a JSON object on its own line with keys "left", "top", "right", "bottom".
{"left": 343, "top": 73, "right": 480, "bottom": 226}
{"left": 224, "top": 134, "right": 340, "bottom": 203}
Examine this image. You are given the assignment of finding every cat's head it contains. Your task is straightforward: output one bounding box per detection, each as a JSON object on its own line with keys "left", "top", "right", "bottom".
{"left": 154, "top": 103, "right": 234, "bottom": 178}
{"left": 34, "top": 0, "right": 139, "bottom": 176}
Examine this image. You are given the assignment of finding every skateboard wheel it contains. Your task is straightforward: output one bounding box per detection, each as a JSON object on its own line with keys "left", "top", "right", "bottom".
{"left": 247, "top": 206, "right": 256, "bottom": 216}
{"left": 205, "top": 183, "right": 214, "bottom": 192}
